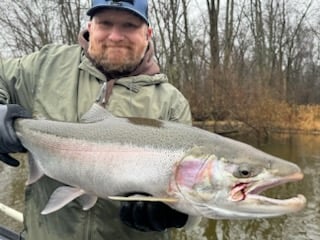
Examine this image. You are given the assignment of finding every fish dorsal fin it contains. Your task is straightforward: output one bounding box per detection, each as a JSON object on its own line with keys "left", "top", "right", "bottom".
{"left": 80, "top": 103, "right": 114, "bottom": 123}
{"left": 41, "top": 186, "right": 86, "bottom": 215}
{"left": 108, "top": 195, "right": 178, "bottom": 203}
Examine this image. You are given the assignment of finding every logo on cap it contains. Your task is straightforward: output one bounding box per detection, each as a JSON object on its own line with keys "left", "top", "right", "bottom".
{"left": 110, "top": 0, "right": 134, "bottom": 5}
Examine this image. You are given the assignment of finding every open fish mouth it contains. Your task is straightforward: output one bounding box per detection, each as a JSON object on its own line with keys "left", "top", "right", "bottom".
{"left": 230, "top": 172, "right": 306, "bottom": 210}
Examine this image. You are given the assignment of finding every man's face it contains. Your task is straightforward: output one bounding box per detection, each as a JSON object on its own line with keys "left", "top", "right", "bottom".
{"left": 87, "top": 9, "right": 152, "bottom": 74}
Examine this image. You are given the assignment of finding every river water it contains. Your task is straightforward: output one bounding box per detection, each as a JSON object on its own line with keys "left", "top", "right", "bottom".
{"left": 0, "top": 133, "right": 319, "bottom": 239}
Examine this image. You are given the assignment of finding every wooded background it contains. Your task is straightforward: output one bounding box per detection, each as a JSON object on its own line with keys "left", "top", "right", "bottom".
{"left": 1, "top": 0, "right": 320, "bottom": 132}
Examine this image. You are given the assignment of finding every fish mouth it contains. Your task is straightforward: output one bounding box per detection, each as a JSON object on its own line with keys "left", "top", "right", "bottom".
{"left": 230, "top": 172, "right": 306, "bottom": 211}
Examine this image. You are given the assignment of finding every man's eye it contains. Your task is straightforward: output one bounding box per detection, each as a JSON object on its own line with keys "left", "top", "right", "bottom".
{"left": 99, "top": 21, "right": 112, "bottom": 27}
{"left": 123, "top": 23, "right": 138, "bottom": 29}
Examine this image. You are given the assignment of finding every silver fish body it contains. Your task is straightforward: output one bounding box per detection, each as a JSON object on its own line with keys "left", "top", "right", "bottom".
{"left": 14, "top": 104, "right": 306, "bottom": 220}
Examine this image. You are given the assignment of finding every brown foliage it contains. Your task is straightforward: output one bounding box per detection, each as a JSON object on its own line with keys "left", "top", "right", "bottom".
{"left": 184, "top": 66, "right": 320, "bottom": 138}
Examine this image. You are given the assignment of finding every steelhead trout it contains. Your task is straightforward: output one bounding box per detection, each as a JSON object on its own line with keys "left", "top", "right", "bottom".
{"left": 14, "top": 103, "right": 306, "bottom": 221}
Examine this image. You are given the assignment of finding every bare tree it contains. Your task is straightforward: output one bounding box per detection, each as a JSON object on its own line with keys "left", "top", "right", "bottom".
{"left": 206, "top": 0, "right": 220, "bottom": 70}
{"left": 57, "top": 0, "right": 88, "bottom": 44}
{"left": 283, "top": 1, "right": 313, "bottom": 102}
{"left": 0, "top": 0, "right": 89, "bottom": 56}
{"left": 223, "top": 0, "right": 234, "bottom": 70}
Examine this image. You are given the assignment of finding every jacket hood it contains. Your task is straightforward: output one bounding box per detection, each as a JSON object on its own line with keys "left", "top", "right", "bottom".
{"left": 78, "top": 30, "right": 160, "bottom": 79}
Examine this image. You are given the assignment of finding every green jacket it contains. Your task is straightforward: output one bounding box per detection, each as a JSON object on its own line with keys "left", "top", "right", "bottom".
{"left": 0, "top": 44, "right": 191, "bottom": 240}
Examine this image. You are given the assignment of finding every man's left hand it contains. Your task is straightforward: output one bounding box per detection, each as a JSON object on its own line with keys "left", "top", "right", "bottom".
{"left": 119, "top": 198, "right": 188, "bottom": 232}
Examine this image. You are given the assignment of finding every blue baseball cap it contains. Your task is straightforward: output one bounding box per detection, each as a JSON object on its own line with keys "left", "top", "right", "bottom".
{"left": 87, "top": 0, "right": 149, "bottom": 25}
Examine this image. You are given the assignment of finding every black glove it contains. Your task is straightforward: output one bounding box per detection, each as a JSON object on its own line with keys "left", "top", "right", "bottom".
{"left": 0, "top": 104, "right": 31, "bottom": 166}
{"left": 119, "top": 195, "right": 188, "bottom": 232}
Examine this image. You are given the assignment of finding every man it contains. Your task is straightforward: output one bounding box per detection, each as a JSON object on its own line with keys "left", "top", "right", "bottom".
{"left": 0, "top": 0, "right": 192, "bottom": 239}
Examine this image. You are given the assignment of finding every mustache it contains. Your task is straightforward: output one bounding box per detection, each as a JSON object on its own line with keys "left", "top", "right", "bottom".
{"left": 100, "top": 43, "right": 131, "bottom": 49}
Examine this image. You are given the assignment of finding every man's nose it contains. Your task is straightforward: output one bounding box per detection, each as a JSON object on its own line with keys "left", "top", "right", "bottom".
{"left": 108, "top": 27, "right": 124, "bottom": 41}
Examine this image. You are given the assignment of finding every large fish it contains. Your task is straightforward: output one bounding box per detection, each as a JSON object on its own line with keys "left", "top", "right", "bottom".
{"left": 14, "top": 103, "right": 306, "bottom": 221}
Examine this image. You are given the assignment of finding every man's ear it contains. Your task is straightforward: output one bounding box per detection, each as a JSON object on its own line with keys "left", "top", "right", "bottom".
{"left": 87, "top": 21, "right": 92, "bottom": 32}
{"left": 146, "top": 27, "right": 153, "bottom": 41}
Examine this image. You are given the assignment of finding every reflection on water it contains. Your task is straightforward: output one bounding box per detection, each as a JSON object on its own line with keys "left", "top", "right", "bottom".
{"left": 0, "top": 134, "right": 319, "bottom": 239}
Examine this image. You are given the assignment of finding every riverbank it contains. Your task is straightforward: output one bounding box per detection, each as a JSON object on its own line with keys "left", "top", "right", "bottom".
{"left": 193, "top": 104, "right": 320, "bottom": 136}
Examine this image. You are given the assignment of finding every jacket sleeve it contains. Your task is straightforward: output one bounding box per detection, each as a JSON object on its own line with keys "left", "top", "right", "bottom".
{"left": 0, "top": 53, "right": 38, "bottom": 110}
{"left": 168, "top": 90, "right": 192, "bottom": 126}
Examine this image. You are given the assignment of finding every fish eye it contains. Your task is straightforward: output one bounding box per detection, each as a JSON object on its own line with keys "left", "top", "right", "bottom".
{"left": 233, "top": 163, "right": 255, "bottom": 178}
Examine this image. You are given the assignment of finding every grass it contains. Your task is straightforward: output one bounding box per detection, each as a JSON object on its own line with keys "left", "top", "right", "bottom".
{"left": 193, "top": 103, "right": 320, "bottom": 136}
{"left": 273, "top": 104, "right": 320, "bottom": 133}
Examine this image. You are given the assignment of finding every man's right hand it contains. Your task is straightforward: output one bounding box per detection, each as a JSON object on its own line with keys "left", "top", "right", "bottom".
{"left": 0, "top": 104, "right": 31, "bottom": 167}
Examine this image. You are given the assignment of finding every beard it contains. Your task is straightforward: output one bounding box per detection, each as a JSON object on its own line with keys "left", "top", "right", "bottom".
{"left": 88, "top": 40, "right": 147, "bottom": 75}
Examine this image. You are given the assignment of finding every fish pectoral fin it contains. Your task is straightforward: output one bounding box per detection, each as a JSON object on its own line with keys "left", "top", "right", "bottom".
{"left": 26, "top": 155, "right": 44, "bottom": 185}
{"left": 108, "top": 195, "right": 178, "bottom": 203}
{"left": 41, "top": 186, "right": 86, "bottom": 215}
{"left": 78, "top": 194, "right": 98, "bottom": 211}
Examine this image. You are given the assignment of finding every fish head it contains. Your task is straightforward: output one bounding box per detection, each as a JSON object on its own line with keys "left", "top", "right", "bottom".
{"left": 170, "top": 142, "right": 306, "bottom": 220}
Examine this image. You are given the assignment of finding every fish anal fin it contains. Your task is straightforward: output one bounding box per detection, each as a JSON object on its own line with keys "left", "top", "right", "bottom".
{"left": 78, "top": 194, "right": 98, "bottom": 211}
{"left": 41, "top": 186, "right": 85, "bottom": 215}
{"left": 108, "top": 195, "right": 178, "bottom": 203}
{"left": 184, "top": 216, "right": 202, "bottom": 230}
